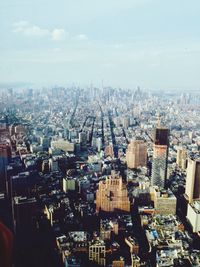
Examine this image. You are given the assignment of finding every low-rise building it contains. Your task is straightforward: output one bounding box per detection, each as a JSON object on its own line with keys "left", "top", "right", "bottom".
{"left": 89, "top": 238, "right": 106, "bottom": 266}
{"left": 150, "top": 186, "right": 177, "bottom": 215}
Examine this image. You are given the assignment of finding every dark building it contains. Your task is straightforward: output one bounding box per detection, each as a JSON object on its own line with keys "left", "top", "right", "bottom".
{"left": 0, "top": 135, "right": 12, "bottom": 193}
{"left": 13, "top": 196, "right": 37, "bottom": 231}
{"left": 151, "top": 127, "right": 170, "bottom": 188}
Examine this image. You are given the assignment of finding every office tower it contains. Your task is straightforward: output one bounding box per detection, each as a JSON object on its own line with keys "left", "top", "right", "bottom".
{"left": 89, "top": 238, "right": 106, "bottom": 266}
{"left": 151, "top": 123, "right": 169, "bottom": 188}
{"left": 40, "top": 136, "right": 50, "bottom": 151}
{"left": 11, "top": 171, "right": 37, "bottom": 197}
{"left": 96, "top": 171, "right": 130, "bottom": 213}
{"left": 185, "top": 158, "right": 200, "bottom": 203}
{"left": 105, "top": 144, "right": 114, "bottom": 158}
{"left": 79, "top": 132, "right": 87, "bottom": 150}
{"left": 49, "top": 158, "right": 59, "bottom": 172}
{"left": 122, "top": 117, "right": 130, "bottom": 129}
{"left": 97, "top": 137, "right": 102, "bottom": 152}
{"left": 13, "top": 196, "right": 37, "bottom": 231}
{"left": 187, "top": 200, "right": 200, "bottom": 233}
{"left": 0, "top": 131, "right": 11, "bottom": 192}
{"left": 126, "top": 140, "right": 147, "bottom": 169}
{"left": 42, "top": 160, "right": 49, "bottom": 173}
{"left": 176, "top": 147, "right": 187, "bottom": 169}
{"left": 188, "top": 131, "right": 193, "bottom": 141}
{"left": 63, "top": 177, "right": 76, "bottom": 192}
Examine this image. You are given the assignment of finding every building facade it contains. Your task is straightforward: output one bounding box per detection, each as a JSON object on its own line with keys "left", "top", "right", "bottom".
{"left": 176, "top": 147, "right": 187, "bottom": 169}
{"left": 185, "top": 158, "right": 200, "bottom": 203}
{"left": 126, "top": 139, "right": 147, "bottom": 169}
{"left": 151, "top": 127, "right": 169, "bottom": 188}
{"left": 96, "top": 171, "right": 130, "bottom": 213}
{"left": 150, "top": 186, "right": 177, "bottom": 215}
{"left": 0, "top": 129, "right": 12, "bottom": 192}
{"left": 89, "top": 239, "right": 106, "bottom": 266}
{"left": 187, "top": 201, "right": 200, "bottom": 233}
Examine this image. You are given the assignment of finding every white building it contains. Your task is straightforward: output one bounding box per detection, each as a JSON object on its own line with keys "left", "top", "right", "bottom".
{"left": 49, "top": 158, "right": 59, "bottom": 172}
{"left": 63, "top": 177, "right": 76, "bottom": 192}
{"left": 187, "top": 201, "right": 200, "bottom": 233}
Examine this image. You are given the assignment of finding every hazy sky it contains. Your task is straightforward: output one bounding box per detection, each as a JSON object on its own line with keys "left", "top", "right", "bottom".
{"left": 0, "top": 0, "right": 200, "bottom": 90}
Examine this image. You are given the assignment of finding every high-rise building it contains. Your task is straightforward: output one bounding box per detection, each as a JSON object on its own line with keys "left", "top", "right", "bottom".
{"left": 42, "top": 160, "right": 49, "bottom": 173}
{"left": 176, "top": 147, "right": 187, "bottom": 169}
{"left": 63, "top": 177, "right": 76, "bottom": 192}
{"left": 97, "top": 137, "right": 102, "bottom": 152}
{"left": 122, "top": 117, "right": 130, "bottom": 129}
{"left": 79, "top": 132, "right": 87, "bottom": 150}
{"left": 105, "top": 144, "right": 114, "bottom": 158}
{"left": 187, "top": 200, "right": 200, "bottom": 233}
{"left": 185, "top": 158, "right": 200, "bottom": 203}
{"left": 89, "top": 238, "right": 106, "bottom": 266}
{"left": 13, "top": 196, "right": 37, "bottom": 231}
{"left": 151, "top": 125, "right": 169, "bottom": 188}
{"left": 96, "top": 171, "right": 130, "bottom": 213}
{"left": 49, "top": 158, "right": 59, "bottom": 172}
{"left": 40, "top": 136, "right": 50, "bottom": 151}
{"left": 126, "top": 140, "right": 147, "bottom": 169}
{"left": 0, "top": 129, "right": 11, "bottom": 193}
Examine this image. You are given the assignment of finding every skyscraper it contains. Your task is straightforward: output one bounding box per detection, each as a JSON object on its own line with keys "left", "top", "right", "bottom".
{"left": 96, "top": 171, "right": 130, "bottom": 213}
{"left": 151, "top": 123, "right": 169, "bottom": 188}
{"left": 176, "top": 147, "right": 187, "bottom": 169}
{"left": 126, "top": 139, "right": 147, "bottom": 169}
{"left": 104, "top": 144, "right": 114, "bottom": 158}
{"left": 0, "top": 129, "right": 11, "bottom": 193}
{"left": 185, "top": 158, "right": 200, "bottom": 203}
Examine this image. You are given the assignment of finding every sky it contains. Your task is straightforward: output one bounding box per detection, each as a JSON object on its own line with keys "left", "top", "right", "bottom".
{"left": 0, "top": 0, "right": 200, "bottom": 90}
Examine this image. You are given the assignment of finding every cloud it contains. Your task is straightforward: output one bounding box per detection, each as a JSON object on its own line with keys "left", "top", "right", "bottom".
{"left": 13, "top": 20, "right": 88, "bottom": 42}
{"left": 13, "top": 21, "right": 88, "bottom": 43}
{"left": 51, "top": 29, "right": 67, "bottom": 41}
{"left": 13, "top": 21, "right": 50, "bottom": 37}
{"left": 13, "top": 21, "right": 67, "bottom": 41}
{"left": 75, "top": 34, "right": 88, "bottom": 41}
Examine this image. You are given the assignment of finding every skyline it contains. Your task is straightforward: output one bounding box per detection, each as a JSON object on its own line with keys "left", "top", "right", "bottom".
{"left": 1, "top": 0, "right": 200, "bottom": 90}
{"left": 1, "top": 82, "right": 200, "bottom": 266}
